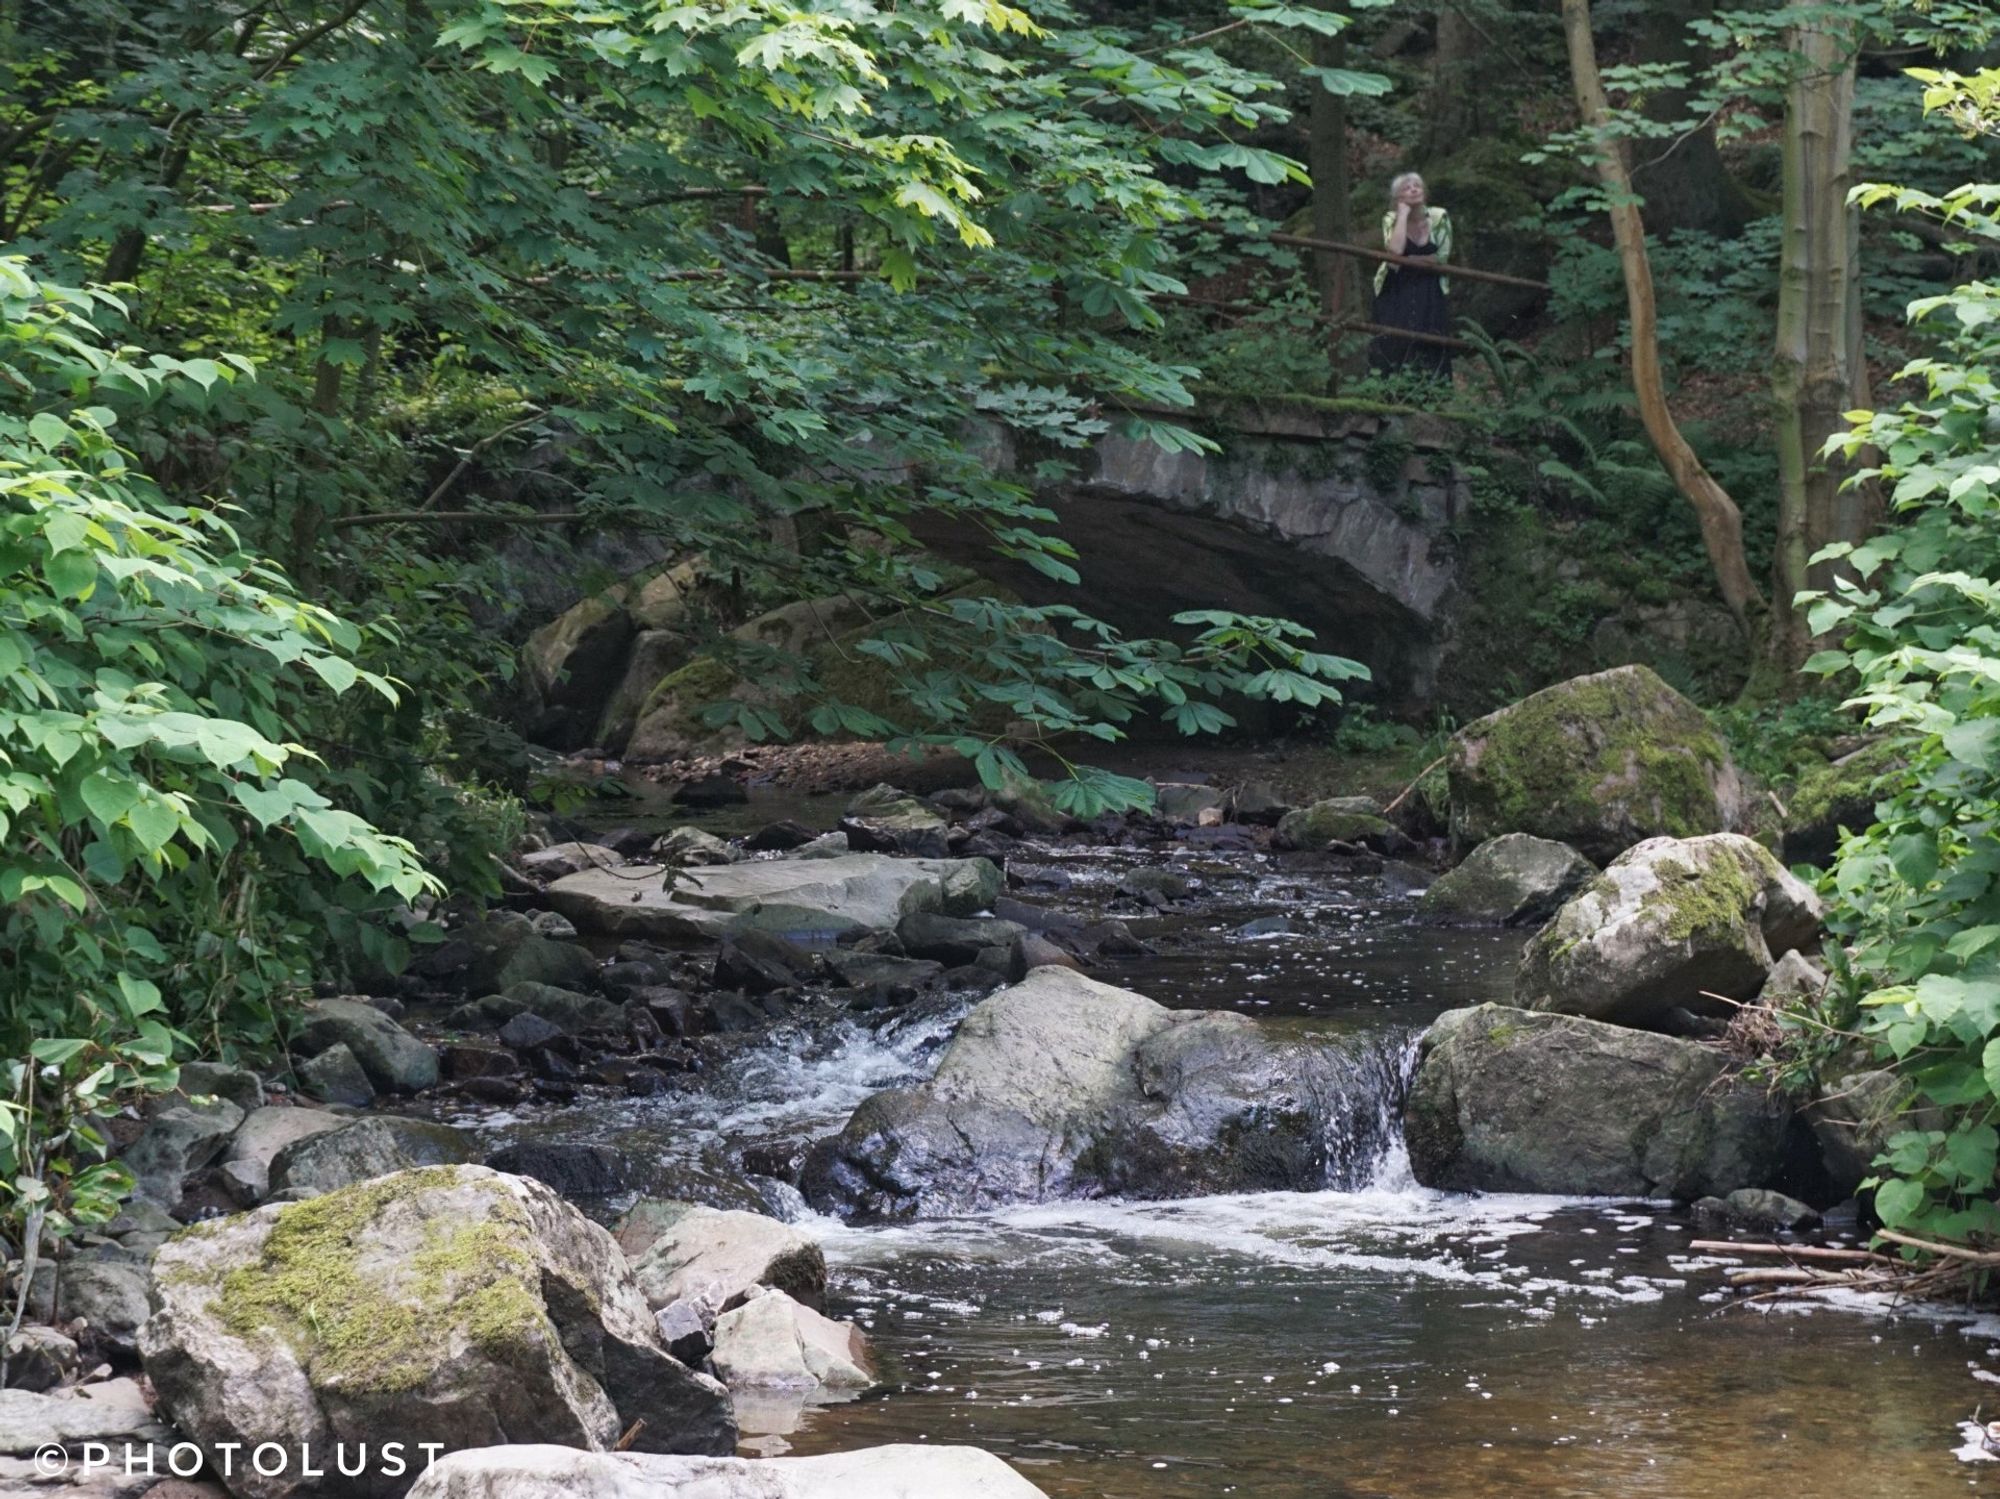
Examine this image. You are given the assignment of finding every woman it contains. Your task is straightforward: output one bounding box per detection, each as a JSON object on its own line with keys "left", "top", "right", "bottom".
{"left": 1367, "top": 172, "right": 1453, "bottom": 379}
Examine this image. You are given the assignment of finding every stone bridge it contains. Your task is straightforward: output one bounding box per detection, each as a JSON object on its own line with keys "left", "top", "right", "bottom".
{"left": 924, "top": 399, "right": 1467, "bottom": 708}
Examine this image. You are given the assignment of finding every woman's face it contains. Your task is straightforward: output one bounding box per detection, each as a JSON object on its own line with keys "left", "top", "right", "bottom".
{"left": 1398, "top": 177, "right": 1427, "bottom": 208}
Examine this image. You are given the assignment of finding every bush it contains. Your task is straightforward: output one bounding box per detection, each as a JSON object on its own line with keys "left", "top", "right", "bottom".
{"left": 0, "top": 259, "right": 437, "bottom": 1327}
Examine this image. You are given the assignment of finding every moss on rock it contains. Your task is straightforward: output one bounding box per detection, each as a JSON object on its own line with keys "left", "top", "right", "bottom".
{"left": 1640, "top": 853, "right": 1760, "bottom": 946}
{"left": 1447, "top": 665, "right": 1741, "bottom": 864}
{"left": 1274, "top": 799, "right": 1395, "bottom": 851}
{"left": 1782, "top": 738, "right": 1905, "bottom": 866}
{"left": 213, "top": 1167, "right": 546, "bottom": 1394}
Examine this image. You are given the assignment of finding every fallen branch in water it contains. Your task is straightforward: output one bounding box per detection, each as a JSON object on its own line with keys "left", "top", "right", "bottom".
{"left": 1689, "top": 1235, "right": 1994, "bottom": 1309}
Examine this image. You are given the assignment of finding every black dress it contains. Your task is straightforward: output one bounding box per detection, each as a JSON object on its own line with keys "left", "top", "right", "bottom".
{"left": 1368, "top": 238, "right": 1451, "bottom": 378}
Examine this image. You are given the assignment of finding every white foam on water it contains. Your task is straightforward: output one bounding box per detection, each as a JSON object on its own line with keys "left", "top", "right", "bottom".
{"left": 805, "top": 1176, "right": 1652, "bottom": 1305}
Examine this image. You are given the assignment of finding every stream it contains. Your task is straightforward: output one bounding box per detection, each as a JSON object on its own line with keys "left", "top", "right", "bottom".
{"left": 463, "top": 795, "right": 1995, "bottom": 1497}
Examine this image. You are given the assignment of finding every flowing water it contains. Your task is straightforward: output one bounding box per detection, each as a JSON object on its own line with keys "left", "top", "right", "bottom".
{"left": 473, "top": 816, "right": 1998, "bottom": 1496}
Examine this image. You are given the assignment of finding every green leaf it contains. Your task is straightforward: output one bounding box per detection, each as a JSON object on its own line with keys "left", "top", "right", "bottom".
{"left": 1943, "top": 718, "right": 2000, "bottom": 771}
{"left": 124, "top": 796, "right": 183, "bottom": 853}
{"left": 43, "top": 548, "right": 97, "bottom": 599}
{"left": 115, "top": 974, "right": 163, "bottom": 1019}
{"left": 79, "top": 772, "right": 143, "bottom": 829}
{"left": 233, "top": 780, "right": 298, "bottom": 830}
{"left": 1870, "top": 1176, "right": 1925, "bottom": 1229}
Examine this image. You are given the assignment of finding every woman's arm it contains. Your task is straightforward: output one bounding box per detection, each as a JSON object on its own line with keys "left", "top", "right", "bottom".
{"left": 1386, "top": 201, "right": 1411, "bottom": 256}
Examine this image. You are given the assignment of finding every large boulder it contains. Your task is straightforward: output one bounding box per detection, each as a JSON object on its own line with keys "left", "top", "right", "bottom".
{"left": 1403, "top": 1004, "right": 1794, "bottom": 1198}
{"left": 141, "top": 1166, "right": 735, "bottom": 1499}
{"left": 1446, "top": 665, "right": 1745, "bottom": 864}
{"left": 524, "top": 590, "right": 636, "bottom": 749}
{"left": 1414, "top": 834, "right": 1595, "bottom": 927}
{"left": 801, "top": 969, "right": 1402, "bottom": 1219}
{"left": 296, "top": 999, "right": 439, "bottom": 1095}
{"left": 406, "top": 1443, "right": 1050, "bottom": 1499}
{"left": 1806, "top": 1067, "right": 1924, "bottom": 1200}
{"left": 621, "top": 1203, "right": 827, "bottom": 1312}
{"left": 25, "top": 1248, "right": 153, "bottom": 1358}
{"left": 625, "top": 597, "right": 872, "bottom": 763}
{"left": 1515, "top": 834, "right": 1823, "bottom": 1030}
{"left": 547, "top": 854, "right": 1001, "bottom": 944}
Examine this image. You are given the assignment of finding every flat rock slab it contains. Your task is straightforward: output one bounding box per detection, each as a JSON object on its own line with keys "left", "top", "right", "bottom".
{"left": 547, "top": 854, "right": 998, "bottom": 943}
{"left": 0, "top": 1378, "right": 170, "bottom": 1454}
{"left": 407, "top": 1442, "right": 1050, "bottom": 1498}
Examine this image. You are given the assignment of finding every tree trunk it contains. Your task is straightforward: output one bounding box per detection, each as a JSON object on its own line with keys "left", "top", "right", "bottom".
{"left": 1421, "top": 5, "right": 1480, "bottom": 158}
{"left": 1626, "top": 0, "right": 1753, "bottom": 238}
{"left": 1560, "top": 0, "right": 1766, "bottom": 637}
{"left": 1309, "top": 6, "right": 1357, "bottom": 369}
{"left": 1769, "top": 5, "right": 1869, "bottom": 679}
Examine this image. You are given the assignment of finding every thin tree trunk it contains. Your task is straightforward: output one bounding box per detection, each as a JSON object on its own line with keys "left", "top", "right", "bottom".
{"left": 1770, "top": 5, "right": 1873, "bottom": 680}
{"left": 1422, "top": 5, "right": 1479, "bottom": 157}
{"left": 1309, "top": 6, "right": 1357, "bottom": 372}
{"left": 1560, "top": 0, "right": 1765, "bottom": 637}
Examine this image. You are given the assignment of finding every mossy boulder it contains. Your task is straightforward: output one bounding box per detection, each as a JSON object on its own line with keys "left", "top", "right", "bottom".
{"left": 1273, "top": 798, "right": 1396, "bottom": 851}
{"left": 1404, "top": 1004, "right": 1795, "bottom": 1199}
{"left": 624, "top": 656, "right": 739, "bottom": 764}
{"left": 1415, "top": 834, "right": 1596, "bottom": 927}
{"left": 1447, "top": 664, "right": 1745, "bottom": 864}
{"left": 141, "top": 1165, "right": 735, "bottom": 1499}
{"left": 1781, "top": 738, "right": 1904, "bottom": 867}
{"left": 1515, "top": 834, "right": 1822, "bottom": 1031}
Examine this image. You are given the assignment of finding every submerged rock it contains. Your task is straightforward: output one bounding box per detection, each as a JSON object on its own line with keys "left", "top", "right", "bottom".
{"left": 1414, "top": 833, "right": 1595, "bottom": 927}
{"left": 142, "top": 1166, "right": 735, "bottom": 1499}
{"left": 801, "top": 969, "right": 1401, "bottom": 1220}
{"left": 547, "top": 853, "right": 1001, "bottom": 944}
{"left": 405, "top": 1443, "right": 1051, "bottom": 1499}
{"left": 1515, "top": 834, "right": 1822, "bottom": 1031}
{"left": 1403, "top": 1004, "right": 1793, "bottom": 1199}
{"left": 1446, "top": 665, "right": 1745, "bottom": 864}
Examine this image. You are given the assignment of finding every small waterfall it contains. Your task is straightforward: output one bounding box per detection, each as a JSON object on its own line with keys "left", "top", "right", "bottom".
{"left": 1299, "top": 1028, "right": 1421, "bottom": 1192}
